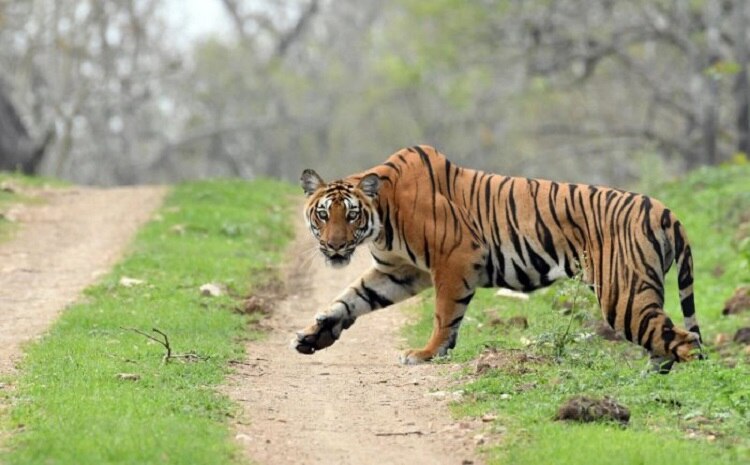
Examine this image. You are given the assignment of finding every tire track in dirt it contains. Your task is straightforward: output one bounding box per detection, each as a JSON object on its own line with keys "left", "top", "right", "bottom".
{"left": 0, "top": 186, "right": 167, "bottom": 375}
{"left": 224, "top": 214, "right": 481, "bottom": 465}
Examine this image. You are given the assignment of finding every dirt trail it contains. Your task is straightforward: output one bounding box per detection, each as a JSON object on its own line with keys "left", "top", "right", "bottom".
{"left": 225, "top": 216, "right": 481, "bottom": 465}
{"left": 0, "top": 186, "right": 166, "bottom": 375}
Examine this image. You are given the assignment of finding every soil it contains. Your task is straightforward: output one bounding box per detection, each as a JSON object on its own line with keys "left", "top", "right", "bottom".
{"left": 554, "top": 395, "right": 630, "bottom": 425}
{"left": 224, "top": 216, "right": 482, "bottom": 465}
{"left": 0, "top": 186, "right": 166, "bottom": 375}
{"left": 723, "top": 286, "right": 750, "bottom": 315}
{"left": 0, "top": 186, "right": 482, "bottom": 464}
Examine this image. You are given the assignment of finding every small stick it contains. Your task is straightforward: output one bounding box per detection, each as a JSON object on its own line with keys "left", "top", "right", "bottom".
{"left": 122, "top": 327, "right": 209, "bottom": 363}
{"left": 374, "top": 431, "right": 424, "bottom": 437}
{"left": 150, "top": 328, "right": 172, "bottom": 359}
{"left": 121, "top": 326, "right": 176, "bottom": 363}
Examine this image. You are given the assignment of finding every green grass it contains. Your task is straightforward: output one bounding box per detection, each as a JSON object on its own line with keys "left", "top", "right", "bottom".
{"left": 0, "top": 171, "right": 68, "bottom": 188}
{"left": 1, "top": 179, "right": 296, "bottom": 465}
{"left": 406, "top": 163, "right": 750, "bottom": 465}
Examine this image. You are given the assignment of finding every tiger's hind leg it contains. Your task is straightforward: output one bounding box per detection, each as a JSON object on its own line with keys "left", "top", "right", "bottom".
{"left": 598, "top": 273, "right": 702, "bottom": 374}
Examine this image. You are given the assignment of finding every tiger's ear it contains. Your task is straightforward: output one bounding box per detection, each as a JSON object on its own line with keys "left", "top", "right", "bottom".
{"left": 300, "top": 169, "right": 325, "bottom": 196}
{"left": 357, "top": 173, "right": 381, "bottom": 199}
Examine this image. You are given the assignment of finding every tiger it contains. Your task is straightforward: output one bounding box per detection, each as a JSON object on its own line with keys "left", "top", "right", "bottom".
{"left": 293, "top": 145, "right": 703, "bottom": 372}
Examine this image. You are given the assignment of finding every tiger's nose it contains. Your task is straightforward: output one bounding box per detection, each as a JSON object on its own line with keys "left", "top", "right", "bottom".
{"left": 324, "top": 239, "right": 346, "bottom": 251}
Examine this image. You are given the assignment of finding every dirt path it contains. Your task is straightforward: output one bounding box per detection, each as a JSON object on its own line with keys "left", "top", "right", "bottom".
{"left": 225, "top": 216, "right": 482, "bottom": 465}
{"left": 0, "top": 186, "right": 166, "bottom": 375}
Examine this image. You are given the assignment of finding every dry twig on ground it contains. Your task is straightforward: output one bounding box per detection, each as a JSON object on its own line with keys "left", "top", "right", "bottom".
{"left": 121, "top": 327, "right": 208, "bottom": 363}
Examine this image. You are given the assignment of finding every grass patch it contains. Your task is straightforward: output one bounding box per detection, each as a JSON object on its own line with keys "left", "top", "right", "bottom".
{"left": 0, "top": 171, "right": 68, "bottom": 189}
{"left": 1, "top": 178, "right": 296, "bottom": 465}
{"left": 405, "top": 163, "right": 750, "bottom": 464}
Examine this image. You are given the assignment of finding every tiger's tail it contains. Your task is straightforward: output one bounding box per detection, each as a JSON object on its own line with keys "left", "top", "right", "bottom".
{"left": 670, "top": 214, "right": 702, "bottom": 344}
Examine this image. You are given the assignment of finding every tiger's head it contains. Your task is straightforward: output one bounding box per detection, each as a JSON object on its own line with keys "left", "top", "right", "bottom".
{"left": 300, "top": 169, "right": 381, "bottom": 268}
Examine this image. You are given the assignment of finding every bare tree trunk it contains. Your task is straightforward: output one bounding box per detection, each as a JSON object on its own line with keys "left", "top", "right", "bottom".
{"left": 701, "top": 75, "right": 720, "bottom": 165}
{"left": 735, "top": 0, "right": 750, "bottom": 156}
{"left": 702, "top": 0, "right": 721, "bottom": 165}
{"left": 736, "top": 69, "right": 750, "bottom": 155}
{"left": 0, "top": 82, "right": 50, "bottom": 174}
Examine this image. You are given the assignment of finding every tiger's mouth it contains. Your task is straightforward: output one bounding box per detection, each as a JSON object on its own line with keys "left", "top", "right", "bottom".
{"left": 321, "top": 247, "right": 355, "bottom": 268}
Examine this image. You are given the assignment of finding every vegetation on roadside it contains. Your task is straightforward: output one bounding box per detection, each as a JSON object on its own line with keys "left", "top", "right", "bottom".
{"left": 1, "top": 179, "right": 295, "bottom": 465}
{"left": 406, "top": 163, "right": 750, "bottom": 465}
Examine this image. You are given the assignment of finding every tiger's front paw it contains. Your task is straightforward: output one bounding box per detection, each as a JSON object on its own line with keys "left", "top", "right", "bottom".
{"left": 399, "top": 348, "right": 435, "bottom": 365}
{"left": 292, "top": 315, "right": 353, "bottom": 355}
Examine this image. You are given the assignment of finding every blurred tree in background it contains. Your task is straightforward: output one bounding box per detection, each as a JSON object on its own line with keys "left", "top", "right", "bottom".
{"left": 0, "top": 0, "right": 747, "bottom": 186}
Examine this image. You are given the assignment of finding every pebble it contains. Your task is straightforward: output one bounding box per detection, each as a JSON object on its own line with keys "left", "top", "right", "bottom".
{"left": 199, "top": 283, "right": 223, "bottom": 297}
{"left": 119, "top": 277, "right": 145, "bottom": 287}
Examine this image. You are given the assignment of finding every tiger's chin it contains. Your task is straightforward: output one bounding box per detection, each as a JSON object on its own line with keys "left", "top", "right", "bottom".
{"left": 325, "top": 254, "right": 352, "bottom": 268}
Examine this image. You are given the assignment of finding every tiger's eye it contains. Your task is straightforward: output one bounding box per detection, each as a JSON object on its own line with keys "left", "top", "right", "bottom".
{"left": 316, "top": 210, "right": 329, "bottom": 221}
{"left": 347, "top": 210, "right": 359, "bottom": 221}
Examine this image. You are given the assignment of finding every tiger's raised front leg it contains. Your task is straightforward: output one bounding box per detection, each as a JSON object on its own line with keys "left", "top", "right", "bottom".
{"left": 400, "top": 268, "right": 476, "bottom": 365}
{"left": 293, "top": 264, "right": 431, "bottom": 355}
